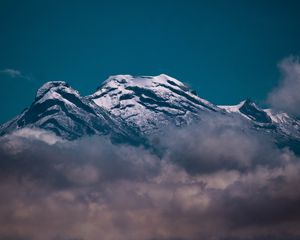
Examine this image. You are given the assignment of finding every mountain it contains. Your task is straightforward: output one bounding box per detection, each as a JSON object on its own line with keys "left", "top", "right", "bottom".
{"left": 0, "top": 81, "right": 142, "bottom": 143}
{"left": 1, "top": 74, "right": 300, "bottom": 150}
{"left": 219, "top": 99, "right": 300, "bottom": 137}
{"left": 89, "top": 74, "right": 220, "bottom": 134}
{"left": 218, "top": 99, "right": 300, "bottom": 150}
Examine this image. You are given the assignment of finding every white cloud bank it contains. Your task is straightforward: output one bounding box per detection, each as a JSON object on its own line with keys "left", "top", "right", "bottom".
{"left": 0, "top": 117, "right": 300, "bottom": 240}
{"left": 268, "top": 56, "right": 300, "bottom": 116}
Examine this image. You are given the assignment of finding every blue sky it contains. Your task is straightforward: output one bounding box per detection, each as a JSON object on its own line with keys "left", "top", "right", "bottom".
{"left": 1, "top": 0, "right": 300, "bottom": 123}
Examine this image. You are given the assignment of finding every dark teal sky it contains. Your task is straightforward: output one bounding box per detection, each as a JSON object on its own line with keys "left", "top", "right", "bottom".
{"left": 1, "top": 0, "right": 300, "bottom": 123}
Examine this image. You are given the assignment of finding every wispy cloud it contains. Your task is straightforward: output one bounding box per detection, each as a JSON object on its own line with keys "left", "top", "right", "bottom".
{"left": 0, "top": 68, "right": 31, "bottom": 80}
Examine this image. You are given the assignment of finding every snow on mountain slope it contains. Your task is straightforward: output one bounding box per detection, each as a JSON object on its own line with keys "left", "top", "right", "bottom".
{"left": 219, "top": 99, "right": 272, "bottom": 123}
{"left": 219, "top": 99, "right": 300, "bottom": 139}
{"left": 89, "top": 74, "right": 220, "bottom": 134}
{"left": 0, "top": 81, "right": 142, "bottom": 143}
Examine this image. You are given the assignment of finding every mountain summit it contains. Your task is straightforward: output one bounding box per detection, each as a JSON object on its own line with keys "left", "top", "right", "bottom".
{"left": 0, "top": 80, "right": 141, "bottom": 143}
{"left": 89, "top": 74, "right": 219, "bottom": 134}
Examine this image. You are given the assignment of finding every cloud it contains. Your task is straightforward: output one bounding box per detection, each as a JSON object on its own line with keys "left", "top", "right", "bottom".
{"left": 267, "top": 56, "right": 300, "bottom": 116}
{"left": 0, "top": 121, "right": 300, "bottom": 240}
{"left": 0, "top": 68, "right": 31, "bottom": 80}
{"left": 0, "top": 130, "right": 161, "bottom": 186}
{"left": 10, "top": 128, "right": 62, "bottom": 145}
{"left": 158, "top": 114, "right": 286, "bottom": 174}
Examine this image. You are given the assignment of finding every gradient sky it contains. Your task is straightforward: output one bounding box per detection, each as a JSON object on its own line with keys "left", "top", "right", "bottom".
{"left": 1, "top": 0, "right": 300, "bottom": 124}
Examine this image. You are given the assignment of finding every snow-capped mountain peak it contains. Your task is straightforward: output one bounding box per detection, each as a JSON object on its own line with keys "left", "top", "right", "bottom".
{"left": 219, "top": 99, "right": 300, "bottom": 141}
{"left": 99, "top": 74, "right": 186, "bottom": 89}
{"left": 34, "top": 81, "right": 84, "bottom": 112}
{"left": 0, "top": 80, "right": 143, "bottom": 143}
{"left": 90, "top": 74, "right": 219, "bottom": 134}
{"left": 35, "top": 81, "right": 78, "bottom": 99}
{"left": 219, "top": 99, "right": 272, "bottom": 123}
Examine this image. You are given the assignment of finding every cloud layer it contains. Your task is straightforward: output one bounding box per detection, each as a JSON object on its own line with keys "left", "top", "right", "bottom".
{"left": 0, "top": 115, "right": 300, "bottom": 240}
{"left": 268, "top": 57, "right": 300, "bottom": 116}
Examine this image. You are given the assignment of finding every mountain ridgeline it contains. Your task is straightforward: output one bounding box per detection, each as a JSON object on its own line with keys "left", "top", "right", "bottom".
{"left": 1, "top": 74, "right": 300, "bottom": 151}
